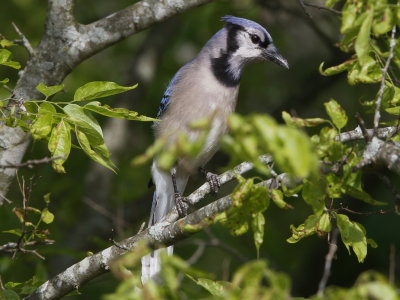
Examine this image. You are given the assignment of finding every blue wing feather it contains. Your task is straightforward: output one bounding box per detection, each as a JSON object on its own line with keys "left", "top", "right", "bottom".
{"left": 156, "top": 69, "right": 182, "bottom": 119}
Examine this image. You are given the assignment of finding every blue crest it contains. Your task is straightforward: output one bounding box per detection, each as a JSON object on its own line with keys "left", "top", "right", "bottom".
{"left": 221, "top": 16, "right": 271, "bottom": 41}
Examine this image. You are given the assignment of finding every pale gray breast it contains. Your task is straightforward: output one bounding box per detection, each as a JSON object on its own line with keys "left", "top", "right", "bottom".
{"left": 155, "top": 58, "right": 239, "bottom": 142}
{"left": 154, "top": 57, "right": 239, "bottom": 171}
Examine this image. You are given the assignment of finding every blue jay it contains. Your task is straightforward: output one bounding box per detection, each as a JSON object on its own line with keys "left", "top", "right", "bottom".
{"left": 141, "top": 16, "right": 288, "bottom": 283}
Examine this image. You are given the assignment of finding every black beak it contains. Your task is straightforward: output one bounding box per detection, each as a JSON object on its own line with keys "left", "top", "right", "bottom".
{"left": 263, "top": 44, "right": 289, "bottom": 69}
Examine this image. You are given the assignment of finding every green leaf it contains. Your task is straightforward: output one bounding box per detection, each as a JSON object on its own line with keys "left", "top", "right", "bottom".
{"left": 319, "top": 59, "right": 357, "bottom": 76}
{"left": 43, "top": 193, "right": 51, "bottom": 204}
{"left": 341, "top": 3, "right": 358, "bottom": 33}
{"left": 0, "top": 39, "right": 15, "bottom": 48}
{"left": 251, "top": 212, "right": 265, "bottom": 258}
{"left": 0, "top": 49, "right": 21, "bottom": 69}
{"left": 0, "top": 289, "right": 20, "bottom": 300}
{"left": 355, "top": 10, "right": 373, "bottom": 66}
{"left": 282, "top": 111, "right": 327, "bottom": 128}
{"left": 73, "top": 81, "right": 138, "bottom": 101}
{"left": 76, "top": 129, "right": 116, "bottom": 172}
{"left": 346, "top": 185, "right": 386, "bottom": 205}
{"left": 84, "top": 101, "right": 156, "bottom": 121}
{"left": 189, "top": 277, "right": 229, "bottom": 297}
{"left": 373, "top": 8, "right": 394, "bottom": 36}
{"left": 324, "top": 99, "right": 348, "bottom": 130}
{"left": 252, "top": 115, "right": 319, "bottom": 178}
{"left": 41, "top": 208, "right": 55, "bottom": 224}
{"left": 335, "top": 213, "right": 368, "bottom": 263}
{"left": 0, "top": 78, "right": 9, "bottom": 85}
{"left": 64, "top": 104, "right": 110, "bottom": 157}
{"left": 219, "top": 177, "right": 269, "bottom": 236}
{"left": 319, "top": 213, "right": 332, "bottom": 233}
{"left": 36, "top": 82, "right": 64, "bottom": 98}
{"left": 287, "top": 214, "right": 320, "bottom": 243}
{"left": 48, "top": 120, "right": 71, "bottom": 173}
{"left": 385, "top": 106, "right": 400, "bottom": 116}
{"left": 30, "top": 103, "right": 57, "bottom": 140}
{"left": 271, "top": 189, "right": 293, "bottom": 209}
{"left": 302, "top": 179, "right": 326, "bottom": 214}
{"left": 2, "top": 228, "right": 23, "bottom": 237}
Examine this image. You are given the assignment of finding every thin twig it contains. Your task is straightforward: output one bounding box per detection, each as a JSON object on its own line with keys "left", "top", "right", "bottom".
{"left": 304, "top": 2, "right": 342, "bottom": 15}
{"left": 0, "top": 156, "right": 65, "bottom": 169}
{"left": 373, "top": 25, "right": 397, "bottom": 135}
{"left": 297, "top": 0, "right": 313, "bottom": 18}
{"left": 0, "top": 192, "right": 12, "bottom": 204}
{"left": 317, "top": 228, "right": 339, "bottom": 296}
{"left": 338, "top": 204, "right": 394, "bottom": 216}
{"left": 12, "top": 22, "right": 34, "bottom": 56}
{"left": 0, "top": 240, "right": 54, "bottom": 260}
{"left": 355, "top": 112, "right": 371, "bottom": 141}
{"left": 335, "top": 126, "right": 399, "bottom": 142}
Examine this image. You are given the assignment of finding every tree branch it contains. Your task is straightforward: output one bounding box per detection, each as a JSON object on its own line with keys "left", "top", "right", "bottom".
{"left": 83, "top": 0, "right": 216, "bottom": 57}
{"left": 303, "top": 2, "right": 341, "bottom": 15}
{"left": 24, "top": 156, "right": 281, "bottom": 300}
{"left": 373, "top": 25, "right": 397, "bottom": 134}
{"left": 0, "top": 156, "right": 64, "bottom": 169}
{"left": 0, "top": 0, "right": 218, "bottom": 202}
{"left": 356, "top": 136, "right": 400, "bottom": 174}
{"left": 335, "top": 126, "right": 399, "bottom": 142}
{"left": 317, "top": 228, "right": 339, "bottom": 296}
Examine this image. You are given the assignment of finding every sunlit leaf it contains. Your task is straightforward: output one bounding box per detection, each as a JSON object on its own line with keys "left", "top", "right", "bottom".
{"left": 319, "top": 59, "right": 356, "bottom": 76}
{"left": 2, "top": 228, "right": 23, "bottom": 237}
{"left": 74, "top": 81, "right": 138, "bottom": 101}
{"left": 36, "top": 82, "right": 64, "bottom": 98}
{"left": 324, "top": 99, "right": 348, "bottom": 130}
{"left": 287, "top": 214, "right": 321, "bottom": 243}
{"left": 75, "top": 129, "right": 116, "bottom": 172}
{"left": 41, "top": 208, "right": 55, "bottom": 224}
{"left": 251, "top": 212, "right": 265, "bottom": 257}
{"left": 0, "top": 78, "right": 9, "bottom": 85}
{"left": 355, "top": 10, "right": 373, "bottom": 66}
{"left": 270, "top": 189, "right": 293, "bottom": 209}
{"left": 0, "top": 49, "right": 21, "bottom": 69}
{"left": 373, "top": 8, "right": 394, "bottom": 36}
{"left": 189, "top": 277, "right": 229, "bottom": 297}
{"left": 0, "top": 39, "right": 15, "bottom": 47}
{"left": 48, "top": 120, "right": 71, "bottom": 173}
{"left": 84, "top": 101, "right": 156, "bottom": 121}
{"left": 31, "top": 102, "right": 57, "bottom": 140}
{"left": 282, "top": 111, "right": 327, "bottom": 128}
{"left": 335, "top": 213, "right": 368, "bottom": 263}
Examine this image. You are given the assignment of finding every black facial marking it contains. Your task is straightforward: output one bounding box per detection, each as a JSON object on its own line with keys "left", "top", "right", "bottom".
{"left": 210, "top": 24, "right": 243, "bottom": 87}
{"left": 211, "top": 54, "right": 240, "bottom": 87}
{"left": 259, "top": 33, "right": 271, "bottom": 48}
{"left": 226, "top": 23, "right": 243, "bottom": 53}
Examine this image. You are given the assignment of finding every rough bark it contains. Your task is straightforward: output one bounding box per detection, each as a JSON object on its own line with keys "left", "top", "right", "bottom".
{"left": 0, "top": 0, "right": 217, "bottom": 203}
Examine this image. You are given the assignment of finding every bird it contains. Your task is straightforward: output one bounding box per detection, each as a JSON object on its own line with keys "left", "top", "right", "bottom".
{"left": 141, "top": 15, "right": 288, "bottom": 283}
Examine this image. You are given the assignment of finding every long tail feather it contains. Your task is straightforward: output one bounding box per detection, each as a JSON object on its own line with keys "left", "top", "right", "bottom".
{"left": 141, "top": 163, "right": 188, "bottom": 284}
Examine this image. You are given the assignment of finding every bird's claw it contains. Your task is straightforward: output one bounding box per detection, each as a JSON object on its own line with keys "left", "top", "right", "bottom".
{"left": 174, "top": 193, "right": 190, "bottom": 217}
{"left": 206, "top": 172, "right": 220, "bottom": 194}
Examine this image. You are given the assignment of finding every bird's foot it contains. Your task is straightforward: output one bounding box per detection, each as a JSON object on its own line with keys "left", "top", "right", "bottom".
{"left": 174, "top": 193, "right": 190, "bottom": 217}
{"left": 206, "top": 172, "right": 220, "bottom": 194}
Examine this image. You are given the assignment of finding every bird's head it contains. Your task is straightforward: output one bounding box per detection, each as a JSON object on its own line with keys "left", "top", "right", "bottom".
{"left": 221, "top": 16, "right": 289, "bottom": 69}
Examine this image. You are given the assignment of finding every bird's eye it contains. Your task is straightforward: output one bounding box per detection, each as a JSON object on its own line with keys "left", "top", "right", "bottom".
{"left": 250, "top": 34, "right": 260, "bottom": 44}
